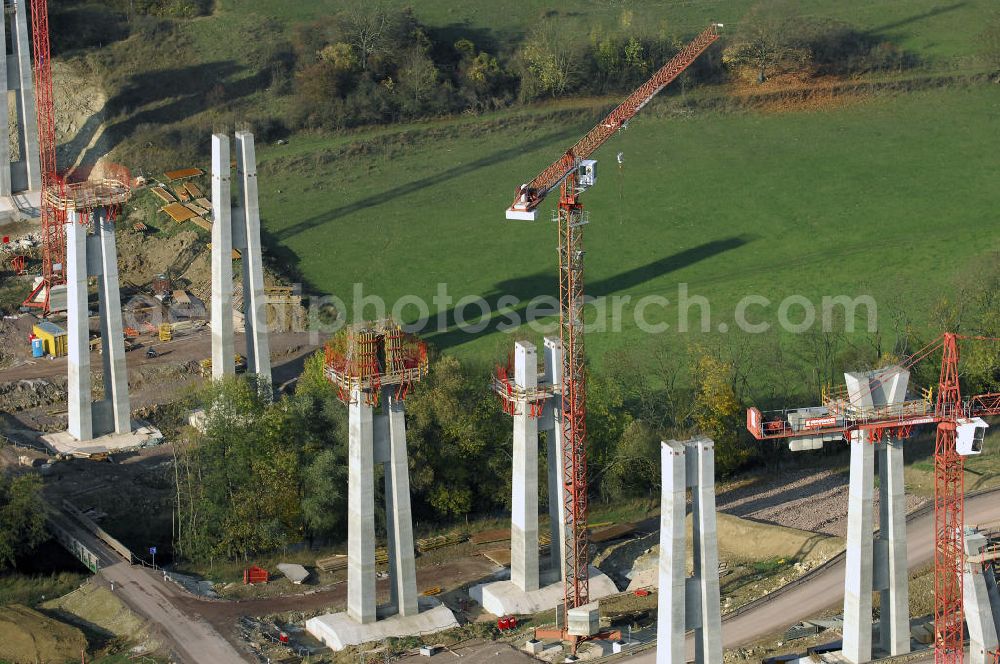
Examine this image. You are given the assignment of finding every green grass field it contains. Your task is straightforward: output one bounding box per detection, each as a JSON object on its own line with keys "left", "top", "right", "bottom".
{"left": 254, "top": 83, "right": 1000, "bottom": 366}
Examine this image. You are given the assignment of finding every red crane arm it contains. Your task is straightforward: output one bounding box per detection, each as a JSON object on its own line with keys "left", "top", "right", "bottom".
{"left": 971, "top": 393, "right": 1000, "bottom": 417}
{"left": 506, "top": 23, "right": 721, "bottom": 219}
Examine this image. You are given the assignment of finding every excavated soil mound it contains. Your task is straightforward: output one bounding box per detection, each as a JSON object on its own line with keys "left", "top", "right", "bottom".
{"left": 0, "top": 603, "right": 88, "bottom": 664}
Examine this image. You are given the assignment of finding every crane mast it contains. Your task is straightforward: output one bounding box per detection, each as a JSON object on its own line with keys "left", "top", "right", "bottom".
{"left": 25, "top": 0, "right": 64, "bottom": 314}
{"left": 505, "top": 24, "right": 722, "bottom": 641}
{"left": 934, "top": 333, "right": 965, "bottom": 664}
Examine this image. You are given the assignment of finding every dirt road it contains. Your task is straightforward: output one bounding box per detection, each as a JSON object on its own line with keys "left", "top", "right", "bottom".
{"left": 102, "top": 563, "right": 248, "bottom": 664}
{"left": 0, "top": 330, "right": 319, "bottom": 385}
{"left": 627, "top": 490, "right": 1000, "bottom": 662}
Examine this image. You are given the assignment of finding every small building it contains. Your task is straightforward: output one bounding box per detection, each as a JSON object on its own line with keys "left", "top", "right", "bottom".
{"left": 32, "top": 321, "right": 67, "bottom": 357}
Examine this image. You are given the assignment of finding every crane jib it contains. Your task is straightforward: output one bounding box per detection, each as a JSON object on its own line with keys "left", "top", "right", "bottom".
{"left": 509, "top": 23, "right": 721, "bottom": 216}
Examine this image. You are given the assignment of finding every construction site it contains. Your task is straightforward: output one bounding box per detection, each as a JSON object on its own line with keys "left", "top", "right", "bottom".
{"left": 0, "top": 1, "right": 998, "bottom": 664}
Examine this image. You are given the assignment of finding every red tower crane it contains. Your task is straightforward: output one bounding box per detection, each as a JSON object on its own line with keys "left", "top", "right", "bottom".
{"left": 23, "top": 0, "right": 65, "bottom": 314}
{"left": 503, "top": 24, "right": 722, "bottom": 647}
{"left": 746, "top": 332, "right": 1000, "bottom": 663}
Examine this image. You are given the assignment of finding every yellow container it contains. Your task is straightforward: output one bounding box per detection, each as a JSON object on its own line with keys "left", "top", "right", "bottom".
{"left": 32, "top": 322, "right": 68, "bottom": 357}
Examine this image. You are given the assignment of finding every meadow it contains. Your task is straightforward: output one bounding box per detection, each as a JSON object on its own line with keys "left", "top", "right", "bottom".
{"left": 253, "top": 82, "right": 1000, "bottom": 371}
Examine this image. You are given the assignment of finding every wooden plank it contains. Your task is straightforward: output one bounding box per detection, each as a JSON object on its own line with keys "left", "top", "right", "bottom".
{"left": 164, "top": 167, "right": 203, "bottom": 181}
{"left": 316, "top": 554, "right": 347, "bottom": 572}
{"left": 185, "top": 202, "right": 209, "bottom": 217}
{"left": 471, "top": 528, "right": 510, "bottom": 546}
{"left": 195, "top": 197, "right": 211, "bottom": 209}
{"left": 174, "top": 187, "right": 191, "bottom": 201}
{"left": 150, "top": 187, "right": 175, "bottom": 203}
{"left": 161, "top": 203, "right": 198, "bottom": 222}
{"left": 482, "top": 548, "right": 511, "bottom": 567}
{"left": 190, "top": 217, "right": 212, "bottom": 232}
{"left": 590, "top": 523, "right": 636, "bottom": 543}
{"left": 184, "top": 182, "right": 203, "bottom": 198}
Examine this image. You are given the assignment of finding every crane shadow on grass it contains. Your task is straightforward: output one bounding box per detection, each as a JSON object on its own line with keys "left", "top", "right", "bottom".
{"left": 868, "top": 2, "right": 967, "bottom": 34}
{"left": 421, "top": 234, "right": 755, "bottom": 351}
{"left": 271, "top": 125, "right": 582, "bottom": 242}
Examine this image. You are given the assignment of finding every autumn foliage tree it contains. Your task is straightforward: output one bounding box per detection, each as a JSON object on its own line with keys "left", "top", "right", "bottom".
{"left": 692, "top": 350, "right": 752, "bottom": 475}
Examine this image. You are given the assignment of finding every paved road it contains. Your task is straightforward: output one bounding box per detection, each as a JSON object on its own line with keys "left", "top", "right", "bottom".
{"left": 627, "top": 490, "right": 1000, "bottom": 662}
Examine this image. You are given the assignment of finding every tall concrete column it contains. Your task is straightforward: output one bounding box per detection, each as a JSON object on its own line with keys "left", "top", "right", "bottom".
{"left": 0, "top": 12, "right": 10, "bottom": 198}
{"left": 691, "top": 439, "right": 723, "bottom": 664}
{"left": 543, "top": 336, "right": 565, "bottom": 579}
{"left": 511, "top": 341, "right": 539, "bottom": 592}
{"left": 843, "top": 431, "right": 875, "bottom": 663}
{"left": 964, "top": 530, "right": 1000, "bottom": 664}
{"left": 347, "top": 390, "right": 376, "bottom": 624}
{"left": 877, "top": 438, "right": 909, "bottom": 656}
{"left": 656, "top": 441, "right": 686, "bottom": 664}
{"left": 234, "top": 131, "right": 270, "bottom": 383}
{"left": 66, "top": 214, "right": 91, "bottom": 441}
{"left": 211, "top": 134, "right": 234, "bottom": 380}
{"left": 385, "top": 393, "right": 418, "bottom": 616}
{"left": 95, "top": 211, "right": 130, "bottom": 433}
{"left": 12, "top": 0, "right": 40, "bottom": 193}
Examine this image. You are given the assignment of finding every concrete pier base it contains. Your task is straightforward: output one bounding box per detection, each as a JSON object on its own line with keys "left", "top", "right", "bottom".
{"left": 306, "top": 597, "right": 458, "bottom": 652}
{"left": 656, "top": 438, "right": 722, "bottom": 664}
{"left": 469, "top": 566, "right": 618, "bottom": 617}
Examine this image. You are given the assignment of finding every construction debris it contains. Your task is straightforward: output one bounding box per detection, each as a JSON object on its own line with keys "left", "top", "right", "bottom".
{"left": 276, "top": 563, "right": 310, "bottom": 585}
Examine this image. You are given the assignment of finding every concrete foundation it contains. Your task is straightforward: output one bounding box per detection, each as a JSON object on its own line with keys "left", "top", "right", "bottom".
{"left": 964, "top": 529, "right": 1000, "bottom": 664}
{"left": 66, "top": 210, "right": 132, "bottom": 442}
{"left": 211, "top": 131, "right": 271, "bottom": 383}
{"left": 41, "top": 424, "right": 163, "bottom": 457}
{"left": 656, "top": 438, "right": 722, "bottom": 664}
{"left": 0, "top": 0, "right": 40, "bottom": 199}
{"left": 469, "top": 566, "right": 618, "bottom": 617}
{"left": 306, "top": 597, "right": 458, "bottom": 652}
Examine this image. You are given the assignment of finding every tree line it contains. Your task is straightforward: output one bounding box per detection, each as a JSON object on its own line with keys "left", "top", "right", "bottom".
{"left": 284, "top": 3, "right": 925, "bottom": 131}
{"left": 171, "top": 254, "right": 1000, "bottom": 564}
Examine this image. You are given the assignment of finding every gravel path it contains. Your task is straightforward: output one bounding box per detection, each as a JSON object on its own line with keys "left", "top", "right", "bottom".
{"left": 716, "top": 467, "right": 928, "bottom": 537}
